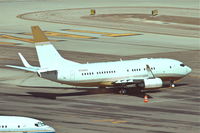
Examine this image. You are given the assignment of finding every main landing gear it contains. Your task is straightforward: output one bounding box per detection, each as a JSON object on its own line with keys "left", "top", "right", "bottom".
{"left": 118, "top": 88, "right": 142, "bottom": 95}
{"left": 119, "top": 88, "right": 127, "bottom": 95}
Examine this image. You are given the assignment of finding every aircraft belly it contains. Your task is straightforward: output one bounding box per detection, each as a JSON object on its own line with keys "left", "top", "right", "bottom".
{"left": 55, "top": 73, "right": 185, "bottom": 87}
{"left": 156, "top": 73, "right": 184, "bottom": 81}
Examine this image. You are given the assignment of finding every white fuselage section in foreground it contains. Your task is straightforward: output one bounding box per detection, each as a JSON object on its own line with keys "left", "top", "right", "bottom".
{"left": 0, "top": 116, "right": 55, "bottom": 133}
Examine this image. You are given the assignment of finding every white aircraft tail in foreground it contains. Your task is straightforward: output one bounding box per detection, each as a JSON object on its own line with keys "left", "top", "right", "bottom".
{"left": 7, "top": 26, "right": 192, "bottom": 94}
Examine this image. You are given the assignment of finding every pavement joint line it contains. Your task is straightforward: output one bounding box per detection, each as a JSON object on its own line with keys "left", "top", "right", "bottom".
{"left": 149, "top": 97, "right": 200, "bottom": 103}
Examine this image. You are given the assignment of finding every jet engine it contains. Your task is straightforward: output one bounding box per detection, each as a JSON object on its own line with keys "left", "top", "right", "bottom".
{"left": 138, "top": 78, "right": 163, "bottom": 89}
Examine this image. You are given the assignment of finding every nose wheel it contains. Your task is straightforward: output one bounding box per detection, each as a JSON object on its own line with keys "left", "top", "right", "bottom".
{"left": 170, "top": 81, "right": 175, "bottom": 88}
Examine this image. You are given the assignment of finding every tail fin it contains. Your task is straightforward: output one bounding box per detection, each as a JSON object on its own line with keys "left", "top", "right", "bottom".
{"left": 31, "top": 26, "right": 78, "bottom": 69}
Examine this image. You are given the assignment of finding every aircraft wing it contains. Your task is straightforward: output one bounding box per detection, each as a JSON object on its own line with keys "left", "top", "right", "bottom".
{"left": 113, "top": 64, "right": 156, "bottom": 86}
{"left": 113, "top": 77, "right": 144, "bottom": 85}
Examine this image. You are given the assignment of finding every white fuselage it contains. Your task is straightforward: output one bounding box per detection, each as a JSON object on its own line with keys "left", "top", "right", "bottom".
{"left": 53, "top": 58, "right": 191, "bottom": 87}
{"left": 0, "top": 116, "right": 55, "bottom": 133}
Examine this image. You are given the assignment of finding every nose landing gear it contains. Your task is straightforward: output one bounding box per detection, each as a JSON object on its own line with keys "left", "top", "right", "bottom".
{"left": 170, "top": 81, "right": 175, "bottom": 88}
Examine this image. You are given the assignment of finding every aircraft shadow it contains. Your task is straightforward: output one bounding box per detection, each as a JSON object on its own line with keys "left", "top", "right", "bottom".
{"left": 15, "top": 83, "right": 188, "bottom": 100}
{"left": 17, "top": 86, "right": 156, "bottom": 99}
{"left": 26, "top": 89, "right": 154, "bottom": 100}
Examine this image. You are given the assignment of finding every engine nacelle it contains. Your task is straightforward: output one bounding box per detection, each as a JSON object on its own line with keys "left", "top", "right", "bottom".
{"left": 143, "top": 78, "right": 163, "bottom": 89}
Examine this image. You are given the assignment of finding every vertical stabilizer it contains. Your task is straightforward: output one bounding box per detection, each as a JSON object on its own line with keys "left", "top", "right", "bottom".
{"left": 32, "top": 26, "right": 49, "bottom": 43}
{"left": 31, "top": 26, "right": 78, "bottom": 69}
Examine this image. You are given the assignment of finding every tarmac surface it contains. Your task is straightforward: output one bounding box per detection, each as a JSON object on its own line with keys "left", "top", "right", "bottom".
{"left": 0, "top": 0, "right": 200, "bottom": 133}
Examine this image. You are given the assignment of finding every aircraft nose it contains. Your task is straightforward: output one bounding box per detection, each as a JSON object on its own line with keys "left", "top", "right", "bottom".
{"left": 186, "top": 66, "right": 192, "bottom": 74}
{"left": 47, "top": 126, "right": 56, "bottom": 133}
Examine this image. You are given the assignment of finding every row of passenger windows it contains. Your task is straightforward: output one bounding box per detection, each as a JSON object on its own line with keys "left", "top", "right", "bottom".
{"left": 0, "top": 125, "right": 8, "bottom": 128}
{"left": 82, "top": 70, "right": 116, "bottom": 76}
{"left": 127, "top": 67, "right": 156, "bottom": 72}
{"left": 81, "top": 67, "right": 157, "bottom": 76}
{"left": 0, "top": 125, "right": 21, "bottom": 128}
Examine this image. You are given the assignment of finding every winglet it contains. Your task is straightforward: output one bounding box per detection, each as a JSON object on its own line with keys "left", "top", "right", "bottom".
{"left": 31, "top": 26, "right": 49, "bottom": 43}
{"left": 18, "top": 52, "right": 32, "bottom": 68}
{"left": 146, "top": 65, "right": 155, "bottom": 78}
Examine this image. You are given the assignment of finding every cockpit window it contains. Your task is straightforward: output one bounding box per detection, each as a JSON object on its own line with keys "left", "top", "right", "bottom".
{"left": 35, "top": 122, "right": 46, "bottom": 127}
{"left": 180, "top": 64, "right": 185, "bottom": 67}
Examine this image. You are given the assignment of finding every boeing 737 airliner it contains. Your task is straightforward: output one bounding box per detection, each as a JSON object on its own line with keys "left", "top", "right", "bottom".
{"left": 0, "top": 116, "right": 55, "bottom": 133}
{"left": 7, "top": 26, "right": 192, "bottom": 94}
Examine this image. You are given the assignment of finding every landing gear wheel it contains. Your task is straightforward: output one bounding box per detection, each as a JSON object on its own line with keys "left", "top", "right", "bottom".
{"left": 170, "top": 81, "right": 175, "bottom": 88}
{"left": 119, "top": 88, "right": 127, "bottom": 95}
{"left": 171, "top": 84, "right": 175, "bottom": 88}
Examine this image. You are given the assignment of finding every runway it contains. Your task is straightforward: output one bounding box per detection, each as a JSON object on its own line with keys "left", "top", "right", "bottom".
{"left": 0, "top": 0, "right": 199, "bottom": 133}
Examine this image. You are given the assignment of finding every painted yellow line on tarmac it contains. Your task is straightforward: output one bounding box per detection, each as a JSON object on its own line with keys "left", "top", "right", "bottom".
{"left": 93, "top": 119, "right": 128, "bottom": 124}
{"left": 0, "top": 42, "right": 18, "bottom": 45}
{"left": 106, "top": 33, "right": 139, "bottom": 37}
{"left": 0, "top": 35, "right": 34, "bottom": 43}
{"left": 0, "top": 34, "right": 61, "bottom": 43}
{"left": 111, "top": 120, "right": 128, "bottom": 124}
{"left": 93, "top": 119, "right": 114, "bottom": 122}
{"left": 65, "top": 29, "right": 141, "bottom": 37}
{"left": 45, "top": 31, "right": 96, "bottom": 39}
{"left": 66, "top": 29, "right": 110, "bottom": 35}
{"left": 24, "top": 31, "right": 95, "bottom": 39}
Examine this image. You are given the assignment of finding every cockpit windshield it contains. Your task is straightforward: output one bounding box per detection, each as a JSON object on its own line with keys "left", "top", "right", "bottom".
{"left": 180, "top": 64, "right": 185, "bottom": 67}
{"left": 35, "top": 122, "right": 46, "bottom": 127}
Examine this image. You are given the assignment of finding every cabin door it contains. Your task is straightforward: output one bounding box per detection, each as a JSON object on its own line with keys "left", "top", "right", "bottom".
{"left": 70, "top": 70, "right": 75, "bottom": 81}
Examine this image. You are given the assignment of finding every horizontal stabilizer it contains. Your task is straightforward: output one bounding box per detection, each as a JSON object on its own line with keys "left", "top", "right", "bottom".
{"left": 6, "top": 65, "right": 40, "bottom": 72}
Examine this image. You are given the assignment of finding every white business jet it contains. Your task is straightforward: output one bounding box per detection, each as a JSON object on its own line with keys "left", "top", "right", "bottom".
{"left": 0, "top": 116, "right": 55, "bottom": 133}
{"left": 7, "top": 26, "right": 192, "bottom": 94}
